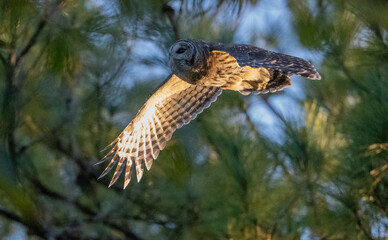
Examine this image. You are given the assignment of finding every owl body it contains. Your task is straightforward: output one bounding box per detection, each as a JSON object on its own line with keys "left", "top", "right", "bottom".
{"left": 98, "top": 39, "right": 321, "bottom": 188}
{"left": 170, "top": 40, "right": 319, "bottom": 94}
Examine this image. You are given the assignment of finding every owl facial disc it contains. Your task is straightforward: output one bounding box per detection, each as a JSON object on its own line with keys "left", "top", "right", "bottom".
{"left": 169, "top": 39, "right": 210, "bottom": 84}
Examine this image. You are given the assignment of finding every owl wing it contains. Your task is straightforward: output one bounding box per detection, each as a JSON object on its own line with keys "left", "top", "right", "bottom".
{"left": 98, "top": 74, "right": 222, "bottom": 188}
{"left": 208, "top": 43, "right": 320, "bottom": 95}
{"left": 211, "top": 43, "right": 321, "bottom": 80}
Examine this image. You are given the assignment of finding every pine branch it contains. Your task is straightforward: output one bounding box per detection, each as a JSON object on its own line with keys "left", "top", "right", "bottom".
{"left": 352, "top": 209, "right": 373, "bottom": 240}
{"left": 0, "top": 207, "right": 47, "bottom": 238}
{"left": 14, "top": 0, "right": 66, "bottom": 69}
{"left": 14, "top": 19, "right": 46, "bottom": 68}
{"left": 162, "top": 4, "right": 180, "bottom": 41}
{"left": 338, "top": 59, "right": 382, "bottom": 103}
{"left": 0, "top": 53, "right": 6, "bottom": 67}
{"left": 0, "top": 207, "right": 23, "bottom": 224}
{"left": 29, "top": 176, "right": 143, "bottom": 240}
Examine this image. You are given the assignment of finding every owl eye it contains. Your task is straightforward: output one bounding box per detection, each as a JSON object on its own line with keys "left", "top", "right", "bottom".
{"left": 176, "top": 47, "right": 186, "bottom": 54}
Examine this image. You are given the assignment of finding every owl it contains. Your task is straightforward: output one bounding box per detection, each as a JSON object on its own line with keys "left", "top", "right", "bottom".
{"left": 98, "top": 39, "right": 321, "bottom": 188}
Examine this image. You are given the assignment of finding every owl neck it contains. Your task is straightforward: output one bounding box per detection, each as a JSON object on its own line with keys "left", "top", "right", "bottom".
{"left": 174, "top": 64, "right": 210, "bottom": 84}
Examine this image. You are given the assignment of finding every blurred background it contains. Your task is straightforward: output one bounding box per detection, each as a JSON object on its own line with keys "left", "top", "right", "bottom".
{"left": 0, "top": 0, "right": 387, "bottom": 239}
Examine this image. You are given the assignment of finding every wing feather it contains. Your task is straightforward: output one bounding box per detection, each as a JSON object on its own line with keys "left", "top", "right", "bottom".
{"left": 99, "top": 74, "right": 222, "bottom": 188}
{"left": 150, "top": 114, "right": 161, "bottom": 157}
{"left": 143, "top": 123, "right": 152, "bottom": 171}
{"left": 123, "top": 135, "right": 137, "bottom": 188}
{"left": 98, "top": 151, "right": 118, "bottom": 179}
{"left": 124, "top": 158, "right": 134, "bottom": 188}
{"left": 144, "top": 121, "right": 154, "bottom": 170}
{"left": 109, "top": 154, "right": 125, "bottom": 187}
{"left": 205, "top": 45, "right": 320, "bottom": 95}
{"left": 133, "top": 128, "right": 144, "bottom": 182}
{"left": 210, "top": 43, "right": 321, "bottom": 80}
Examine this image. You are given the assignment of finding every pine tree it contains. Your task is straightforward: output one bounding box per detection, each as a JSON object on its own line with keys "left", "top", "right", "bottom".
{"left": 0, "top": 0, "right": 386, "bottom": 239}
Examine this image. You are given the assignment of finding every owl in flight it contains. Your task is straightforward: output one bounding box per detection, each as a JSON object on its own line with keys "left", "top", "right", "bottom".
{"left": 98, "top": 39, "right": 321, "bottom": 188}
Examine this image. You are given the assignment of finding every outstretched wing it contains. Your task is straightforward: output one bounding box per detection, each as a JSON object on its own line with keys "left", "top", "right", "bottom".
{"left": 208, "top": 43, "right": 321, "bottom": 95}
{"left": 98, "top": 74, "right": 222, "bottom": 188}
{"left": 211, "top": 43, "right": 321, "bottom": 80}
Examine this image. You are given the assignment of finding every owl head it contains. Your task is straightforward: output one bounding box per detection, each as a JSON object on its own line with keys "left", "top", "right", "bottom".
{"left": 169, "top": 39, "right": 210, "bottom": 84}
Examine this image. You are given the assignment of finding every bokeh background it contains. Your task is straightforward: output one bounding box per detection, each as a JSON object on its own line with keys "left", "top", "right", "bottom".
{"left": 0, "top": 0, "right": 387, "bottom": 239}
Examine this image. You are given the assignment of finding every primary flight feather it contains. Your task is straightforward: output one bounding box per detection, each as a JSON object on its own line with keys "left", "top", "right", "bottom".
{"left": 98, "top": 39, "right": 321, "bottom": 188}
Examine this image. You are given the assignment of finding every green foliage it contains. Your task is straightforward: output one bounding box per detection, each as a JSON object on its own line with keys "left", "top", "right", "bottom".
{"left": 0, "top": 0, "right": 387, "bottom": 239}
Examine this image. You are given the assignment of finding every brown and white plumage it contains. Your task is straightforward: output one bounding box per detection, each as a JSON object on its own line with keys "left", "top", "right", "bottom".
{"left": 98, "top": 39, "right": 321, "bottom": 188}
{"left": 98, "top": 75, "right": 221, "bottom": 188}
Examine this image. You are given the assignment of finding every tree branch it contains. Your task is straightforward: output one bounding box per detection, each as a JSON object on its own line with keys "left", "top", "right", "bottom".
{"left": 0, "top": 207, "right": 47, "bottom": 238}
{"left": 14, "top": 0, "right": 66, "bottom": 69}
{"left": 162, "top": 4, "right": 180, "bottom": 41}
{"left": 352, "top": 209, "right": 373, "bottom": 240}
{"left": 0, "top": 207, "right": 23, "bottom": 223}
{"left": 0, "top": 53, "right": 6, "bottom": 67}
{"left": 14, "top": 19, "right": 46, "bottom": 68}
{"left": 338, "top": 59, "right": 382, "bottom": 103}
{"left": 28, "top": 175, "right": 143, "bottom": 240}
{"left": 323, "top": 190, "right": 374, "bottom": 240}
{"left": 261, "top": 96, "right": 288, "bottom": 126}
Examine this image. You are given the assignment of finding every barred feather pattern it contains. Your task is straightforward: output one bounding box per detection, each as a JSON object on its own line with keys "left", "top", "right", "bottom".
{"left": 98, "top": 74, "right": 222, "bottom": 188}
{"left": 98, "top": 39, "right": 321, "bottom": 189}
{"left": 208, "top": 43, "right": 321, "bottom": 95}
{"left": 210, "top": 43, "right": 321, "bottom": 80}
